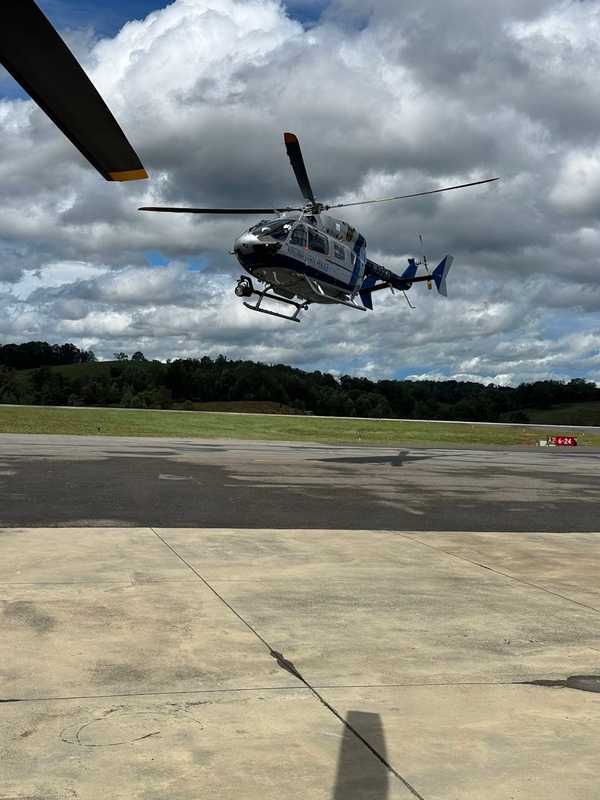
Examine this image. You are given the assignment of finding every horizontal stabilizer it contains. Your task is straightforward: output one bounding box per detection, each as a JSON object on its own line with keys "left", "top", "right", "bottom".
{"left": 401, "top": 258, "right": 418, "bottom": 281}
{"left": 359, "top": 274, "right": 377, "bottom": 310}
{"left": 432, "top": 255, "right": 453, "bottom": 297}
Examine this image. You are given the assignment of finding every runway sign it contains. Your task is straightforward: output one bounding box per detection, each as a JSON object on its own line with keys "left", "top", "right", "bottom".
{"left": 547, "top": 436, "right": 577, "bottom": 446}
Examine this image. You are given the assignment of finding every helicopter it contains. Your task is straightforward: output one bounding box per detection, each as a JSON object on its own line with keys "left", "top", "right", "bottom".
{"left": 0, "top": 5, "right": 498, "bottom": 322}
{"left": 140, "top": 133, "right": 498, "bottom": 322}
{"left": 2, "top": 3, "right": 498, "bottom": 324}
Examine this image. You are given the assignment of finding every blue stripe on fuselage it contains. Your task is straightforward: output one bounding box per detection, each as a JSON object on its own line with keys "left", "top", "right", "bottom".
{"left": 349, "top": 234, "right": 366, "bottom": 291}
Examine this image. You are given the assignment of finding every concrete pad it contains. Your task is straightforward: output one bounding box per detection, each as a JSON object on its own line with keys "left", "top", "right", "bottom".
{"left": 3, "top": 527, "right": 600, "bottom": 800}
{"left": 159, "top": 528, "right": 600, "bottom": 685}
{"left": 0, "top": 581, "right": 297, "bottom": 699}
{"left": 156, "top": 527, "right": 442, "bottom": 580}
{"left": 0, "top": 527, "right": 195, "bottom": 585}
{"left": 320, "top": 684, "right": 600, "bottom": 799}
{"left": 0, "top": 691, "right": 414, "bottom": 800}
{"left": 407, "top": 531, "right": 600, "bottom": 609}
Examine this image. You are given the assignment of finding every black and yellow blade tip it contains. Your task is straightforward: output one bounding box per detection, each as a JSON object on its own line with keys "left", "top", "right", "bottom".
{"left": 1, "top": 0, "right": 148, "bottom": 182}
{"left": 110, "top": 169, "right": 149, "bottom": 182}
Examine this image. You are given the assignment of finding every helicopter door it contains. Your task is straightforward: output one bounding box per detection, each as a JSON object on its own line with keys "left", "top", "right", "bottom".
{"left": 288, "top": 223, "right": 307, "bottom": 267}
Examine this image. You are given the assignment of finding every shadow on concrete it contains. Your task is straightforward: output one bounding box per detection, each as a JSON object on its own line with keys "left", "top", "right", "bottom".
{"left": 333, "top": 711, "right": 389, "bottom": 799}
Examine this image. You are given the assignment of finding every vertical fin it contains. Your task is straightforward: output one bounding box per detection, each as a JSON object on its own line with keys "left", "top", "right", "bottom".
{"left": 432, "top": 255, "right": 454, "bottom": 296}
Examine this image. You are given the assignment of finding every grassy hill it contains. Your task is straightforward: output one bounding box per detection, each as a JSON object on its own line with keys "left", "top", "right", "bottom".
{"left": 521, "top": 402, "right": 600, "bottom": 426}
{"left": 11, "top": 359, "right": 116, "bottom": 385}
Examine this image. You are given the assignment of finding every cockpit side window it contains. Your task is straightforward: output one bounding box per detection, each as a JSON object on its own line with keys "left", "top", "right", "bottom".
{"left": 308, "top": 227, "right": 328, "bottom": 255}
{"left": 269, "top": 222, "right": 292, "bottom": 241}
{"left": 290, "top": 224, "right": 307, "bottom": 247}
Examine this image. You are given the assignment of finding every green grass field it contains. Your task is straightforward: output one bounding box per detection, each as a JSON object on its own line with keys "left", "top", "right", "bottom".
{"left": 184, "top": 400, "right": 303, "bottom": 414}
{"left": 1, "top": 404, "right": 599, "bottom": 447}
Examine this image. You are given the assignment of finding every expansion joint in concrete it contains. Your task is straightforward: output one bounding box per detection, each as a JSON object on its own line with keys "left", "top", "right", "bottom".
{"left": 398, "top": 533, "right": 600, "bottom": 617}
{"left": 149, "top": 527, "right": 426, "bottom": 800}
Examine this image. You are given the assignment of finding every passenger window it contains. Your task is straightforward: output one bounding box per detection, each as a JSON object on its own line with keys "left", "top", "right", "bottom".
{"left": 308, "top": 228, "right": 328, "bottom": 255}
{"left": 290, "top": 225, "right": 306, "bottom": 247}
{"left": 333, "top": 243, "right": 346, "bottom": 262}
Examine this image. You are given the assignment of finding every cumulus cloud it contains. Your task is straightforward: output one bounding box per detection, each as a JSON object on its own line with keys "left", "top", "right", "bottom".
{"left": 2, "top": 0, "right": 600, "bottom": 385}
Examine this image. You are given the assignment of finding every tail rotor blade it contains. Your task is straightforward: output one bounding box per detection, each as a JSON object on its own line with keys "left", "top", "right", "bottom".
{"left": 0, "top": 0, "right": 147, "bottom": 181}
{"left": 284, "top": 132, "right": 316, "bottom": 204}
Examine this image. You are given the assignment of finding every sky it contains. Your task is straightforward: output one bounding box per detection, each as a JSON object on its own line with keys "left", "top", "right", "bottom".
{"left": 2, "top": 0, "right": 600, "bottom": 385}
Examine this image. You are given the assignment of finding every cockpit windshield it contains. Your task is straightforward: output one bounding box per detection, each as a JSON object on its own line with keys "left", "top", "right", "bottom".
{"left": 250, "top": 218, "right": 294, "bottom": 241}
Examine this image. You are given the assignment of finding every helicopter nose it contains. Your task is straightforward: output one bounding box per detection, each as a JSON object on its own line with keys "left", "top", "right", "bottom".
{"left": 234, "top": 232, "right": 281, "bottom": 263}
{"left": 234, "top": 232, "right": 260, "bottom": 255}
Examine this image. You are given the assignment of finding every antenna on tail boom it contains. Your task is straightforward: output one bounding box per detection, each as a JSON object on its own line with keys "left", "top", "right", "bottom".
{"left": 418, "top": 233, "right": 433, "bottom": 290}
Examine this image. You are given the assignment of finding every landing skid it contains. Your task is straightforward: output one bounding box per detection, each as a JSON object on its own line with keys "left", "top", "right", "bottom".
{"left": 236, "top": 277, "right": 309, "bottom": 323}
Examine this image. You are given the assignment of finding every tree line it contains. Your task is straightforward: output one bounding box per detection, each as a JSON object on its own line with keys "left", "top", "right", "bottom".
{"left": 1, "top": 340, "right": 599, "bottom": 421}
{"left": 0, "top": 341, "right": 96, "bottom": 369}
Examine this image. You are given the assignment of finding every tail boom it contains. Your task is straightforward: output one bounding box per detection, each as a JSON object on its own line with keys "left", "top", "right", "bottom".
{"left": 359, "top": 254, "right": 454, "bottom": 308}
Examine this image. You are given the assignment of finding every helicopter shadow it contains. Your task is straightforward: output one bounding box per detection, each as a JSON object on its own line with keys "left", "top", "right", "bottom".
{"left": 332, "top": 711, "right": 389, "bottom": 799}
{"left": 318, "top": 449, "right": 433, "bottom": 468}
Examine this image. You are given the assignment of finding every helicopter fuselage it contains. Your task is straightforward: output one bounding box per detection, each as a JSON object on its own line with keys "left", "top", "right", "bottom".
{"left": 233, "top": 213, "right": 367, "bottom": 305}
{"left": 140, "top": 130, "right": 493, "bottom": 322}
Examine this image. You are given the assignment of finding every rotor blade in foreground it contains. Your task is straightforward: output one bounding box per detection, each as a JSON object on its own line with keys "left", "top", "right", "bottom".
{"left": 139, "top": 206, "right": 302, "bottom": 214}
{"left": 324, "top": 177, "right": 499, "bottom": 210}
{"left": 284, "top": 132, "right": 316, "bottom": 204}
{"left": 0, "top": 0, "right": 147, "bottom": 181}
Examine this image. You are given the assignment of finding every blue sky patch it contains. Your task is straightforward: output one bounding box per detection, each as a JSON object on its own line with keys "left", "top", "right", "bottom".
{"left": 187, "top": 257, "right": 210, "bottom": 272}
{"left": 144, "top": 250, "right": 170, "bottom": 267}
{"left": 37, "top": 0, "right": 164, "bottom": 39}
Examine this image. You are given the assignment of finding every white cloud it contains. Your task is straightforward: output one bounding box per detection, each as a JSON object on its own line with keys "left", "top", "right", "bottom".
{"left": 2, "top": 0, "right": 600, "bottom": 384}
{"left": 550, "top": 149, "right": 600, "bottom": 216}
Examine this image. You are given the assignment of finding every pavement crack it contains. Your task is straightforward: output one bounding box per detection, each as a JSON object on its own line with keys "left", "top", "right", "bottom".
{"left": 518, "top": 674, "right": 600, "bottom": 694}
{"left": 268, "top": 647, "right": 426, "bottom": 800}
{"left": 398, "top": 533, "right": 600, "bottom": 617}
{"left": 149, "top": 527, "right": 426, "bottom": 800}
{"left": 269, "top": 649, "right": 304, "bottom": 680}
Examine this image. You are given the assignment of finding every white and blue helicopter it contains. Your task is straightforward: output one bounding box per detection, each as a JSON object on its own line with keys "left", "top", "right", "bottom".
{"left": 140, "top": 133, "right": 498, "bottom": 322}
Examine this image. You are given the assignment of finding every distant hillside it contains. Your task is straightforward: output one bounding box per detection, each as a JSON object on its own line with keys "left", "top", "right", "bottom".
{"left": 183, "top": 401, "right": 304, "bottom": 415}
{"left": 522, "top": 402, "right": 600, "bottom": 427}
{"left": 0, "top": 340, "right": 95, "bottom": 369}
{"left": 2, "top": 340, "right": 600, "bottom": 423}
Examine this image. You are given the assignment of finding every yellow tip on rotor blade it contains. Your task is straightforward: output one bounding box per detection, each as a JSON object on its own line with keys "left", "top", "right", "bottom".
{"left": 108, "top": 168, "right": 149, "bottom": 181}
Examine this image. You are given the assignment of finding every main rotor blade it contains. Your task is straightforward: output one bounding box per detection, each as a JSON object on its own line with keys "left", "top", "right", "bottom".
{"left": 0, "top": 0, "right": 147, "bottom": 181}
{"left": 139, "top": 206, "right": 302, "bottom": 214}
{"left": 325, "top": 177, "right": 499, "bottom": 210}
{"left": 284, "top": 132, "right": 316, "bottom": 204}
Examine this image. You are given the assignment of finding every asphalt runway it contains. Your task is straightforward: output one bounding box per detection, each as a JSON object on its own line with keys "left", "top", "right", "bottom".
{"left": 1, "top": 433, "right": 600, "bottom": 530}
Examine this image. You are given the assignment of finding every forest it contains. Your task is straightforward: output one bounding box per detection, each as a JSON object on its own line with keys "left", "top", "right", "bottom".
{"left": 1, "top": 340, "right": 599, "bottom": 422}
